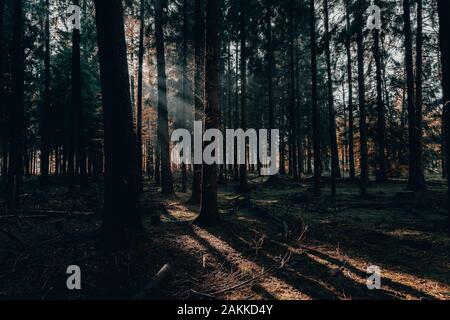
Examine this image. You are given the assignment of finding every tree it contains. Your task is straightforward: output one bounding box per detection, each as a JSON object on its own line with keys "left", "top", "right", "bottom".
{"left": 356, "top": 0, "right": 368, "bottom": 197}
{"left": 7, "top": 0, "right": 25, "bottom": 212}
{"left": 180, "top": 0, "right": 188, "bottom": 193}
{"left": 310, "top": 0, "right": 321, "bottom": 197}
{"left": 288, "top": 1, "right": 298, "bottom": 181}
{"left": 239, "top": 0, "right": 248, "bottom": 193}
{"left": 94, "top": 0, "right": 142, "bottom": 247}
{"left": 73, "top": 0, "right": 87, "bottom": 190}
{"left": 136, "top": 0, "right": 145, "bottom": 193}
{"left": 345, "top": 0, "right": 355, "bottom": 181}
{"left": 438, "top": 0, "right": 450, "bottom": 229}
{"left": 323, "top": 0, "right": 339, "bottom": 196}
{"left": 155, "top": 0, "right": 174, "bottom": 194}
{"left": 189, "top": 0, "right": 205, "bottom": 204}
{"left": 194, "top": 0, "right": 220, "bottom": 226}
{"left": 403, "top": 0, "right": 425, "bottom": 191}
{"left": 373, "top": 14, "right": 386, "bottom": 182}
{"left": 40, "top": 0, "right": 51, "bottom": 184}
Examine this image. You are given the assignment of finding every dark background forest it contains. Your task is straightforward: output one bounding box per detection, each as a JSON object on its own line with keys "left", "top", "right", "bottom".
{"left": 0, "top": 0, "right": 449, "bottom": 300}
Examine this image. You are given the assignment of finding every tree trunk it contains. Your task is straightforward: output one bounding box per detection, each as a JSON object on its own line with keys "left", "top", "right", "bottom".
{"left": 7, "top": 0, "right": 25, "bottom": 213}
{"left": 345, "top": 0, "right": 355, "bottom": 181}
{"left": 403, "top": 0, "right": 424, "bottom": 191}
{"left": 155, "top": 0, "right": 174, "bottom": 195}
{"left": 40, "top": 0, "right": 51, "bottom": 184}
{"left": 374, "top": 28, "right": 387, "bottom": 182}
{"left": 239, "top": 0, "right": 248, "bottom": 193}
{"left": 356, "top": 0, "right": 368, "bottom": 196}
{"left": 94, "top": 0, "right": 142, "bottom": 248}
{"left": 310, "top": 0, "right": 321, "bottom": 197}
{"left": 437, "top": 0, "right": 450, "bottom": 229}
{"left": 415, "top": 0, "right": 424, "bottom": 184}
{"left": 288, "top": 3, "right": 298, "bottom": 181}
{"left": 136, "top": 0, "right": 145, "bottom": 193}
{"left": 189, "top": 0, "right": 204, "bottom": 203}
{"left": 195, "top": 0, "right": 220, "bottom": 226}
{"left": 180, "top": 0, "right": 188, "bottom": 193}
{"left": 266, "top": 4, "right": 277, "bottom": 183}
{"left": 73, "top": 0, "right": 87, "bottom": 190}
{"left": 323, "top": 0, "right": 339, "bottom": 197}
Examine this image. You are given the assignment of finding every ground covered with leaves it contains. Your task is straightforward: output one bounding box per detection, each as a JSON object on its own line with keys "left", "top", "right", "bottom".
{"left": 0, "top": 175, "right": 449, "bottom": 300}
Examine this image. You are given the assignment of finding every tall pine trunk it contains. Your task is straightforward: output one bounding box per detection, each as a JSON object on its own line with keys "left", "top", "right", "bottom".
{"left": 136, "top": 0, "right": 145, "bottom": 193}
{"left": 324, "top": 0, "right": 339, "bottom": 197}
{"left": 345, "top": 0, "right": 355, "bottom": 181}
{"left": 40, "top": 0, "right": 51, "bottom": 184}
{"left": 288, "top": 3, "right": 298, "bottom": 181}
{"left": 437, "top": 0, "right": 450, "bottom": 229}
{"left": 415, "top": 0, "right": 424, "bottom": 184}
{"left": 239, "top": 0, "right": 248, "bottom": 193}
{"left": 195, "top": 0, "right": 220, "bottom": 226}
{"left": 189, "top": 0, "right": 205, "bottom": 204}
{"left": 7, "top": 0, "right": 25, "bottom": 212}
{"left": 180, "top": 0, "right": 188, "bottom": 193}
{"left": 94, "top": 0, "right": 142, "bottom": 248}
{"left": 72, "top": 0, "right": 87, "bottom": 190}
{"left": 155, "top": 0, "right": 174, "bottom": 194}
{"left": 356, "top": 0, "right": 368, "bottom": 196}
{"left": 310, "top": 0, "right": 321, "bottom": 197}
{"left": 403, "top": 0, "right": 424, "bottom": 191}
{"left": 374, "top": 28, "right": 387, "bottom": 182}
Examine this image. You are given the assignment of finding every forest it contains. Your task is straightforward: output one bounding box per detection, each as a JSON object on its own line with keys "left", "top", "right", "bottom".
{"left": 0, "top": 0, "right": 449, "bottom": 301}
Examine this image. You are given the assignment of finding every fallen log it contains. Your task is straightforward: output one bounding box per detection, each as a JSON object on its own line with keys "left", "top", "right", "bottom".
{"left": 132, "top": 264, "right": 171, "bottom": 300}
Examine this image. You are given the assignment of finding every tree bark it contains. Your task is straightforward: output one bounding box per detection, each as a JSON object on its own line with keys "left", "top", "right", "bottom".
{"left": 323, "top": 0, "right": 339, "bottom": 197}
{"left": 94, "top": 0, "right": 142, "bottom": 248}
{"left": 40, "top": 0, "right": 51, "bottom": 184}
{"left": 345, "top": 0, "right": 355, "bottom": 181}
{"left": 374, "top": 28, "right": 387, "bottom": 182}
{"left": 437, "top": 0, "right": 450, "bottom": 229}
{"left": 356, "top": 0, "right": 368, "bottom": 196}
{"left": 288, "top": 3, "right": 298, "bottom": 181}
{"left": 189, "top": 0, "right": 205, "bottom": 204}
{"left": 239, "top": 0, "right": 248, "bottom": 193}
{"left": 155, "top": 0, "right": 174, "bottom": 195}
{"left": 7, "top": 0, "right": 25, "bottom": 213}
{"left": 403, "top": 0, "right": 425, "bottom": 191}
{"left": 195, "top": 0, "right": 220, "bottom": 226}
{"left": 310, "top": 0, "right": 321, "bottom": 197}
{"left": 136, "top": 0, "right": 145, "bottom": 193}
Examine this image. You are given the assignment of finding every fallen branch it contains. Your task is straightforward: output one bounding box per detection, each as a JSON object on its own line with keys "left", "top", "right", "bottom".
{"left": 132, "top": 264, "right": 171, "bottom": 300}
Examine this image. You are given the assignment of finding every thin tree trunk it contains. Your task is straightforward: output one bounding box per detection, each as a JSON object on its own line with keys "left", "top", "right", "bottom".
{"left": 72, "top": 0, "right": 87, "bottom": 190}
{"left": 415, "top": 0, "right": 425, "bottom": 184}
{"left": 266, "top": 4, "right": 276, "bottom": 183}
{"left": 94, "top": 0, "right": 142, "bottom": 248}
{"left": 374, "top": 28, "right": 387, "bottom": 182}
{"left": 195, "top": 0, "right": 220, "bottom": 226}
{"left": 155, "top": 0, "right": 174, "bottom": 194}
{"left": 324, "top": 0, "right": 339, "bottom": 197}
{"left": 345, "top": 0, "right": 355, "bottom": 181}
{"left": 437, "top": 0, "right": 450, "bottom": 229}
{"left": 239, "top": 0, "right": 248, "bottom": 193}
{"left": 189, "top": 0, "right": 204, "bottom": 203}
{"left": 403, "top": 0, "right": 424, "bottom": 191}
{"left": 288, "top": 3, "right": 298, "bottom": 181}
{"left": 356, "top": 0, "right": 368, "bottom": 196}
{"left": 310, "top": 0, "right": 321, "bottom": 197}
{"left": 40, "top": 0, "right": 51, "bottom": 184}
{"left": 136, "top": 0, "right": 145, "bottom": 193}
{"left": 180, "top": 0, "right": 188, "bottom": 193}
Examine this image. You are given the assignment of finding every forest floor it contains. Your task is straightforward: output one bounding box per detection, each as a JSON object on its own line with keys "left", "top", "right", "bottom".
{"left": 0, "top": 174, "right": 449, "bottom": 300}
